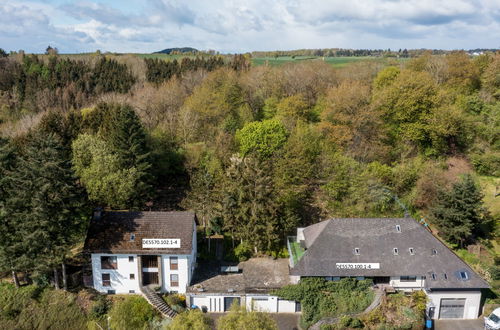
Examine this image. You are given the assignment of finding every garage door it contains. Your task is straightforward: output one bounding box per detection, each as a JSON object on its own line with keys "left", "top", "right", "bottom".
{"left": 251, "top": 297, "right": 269, "bottom": 311}
{"left": 224, "top": 297, "right": 240, "bottom": 311}
{"left": 439, "top": 298, "right": 465, "bottom": 319}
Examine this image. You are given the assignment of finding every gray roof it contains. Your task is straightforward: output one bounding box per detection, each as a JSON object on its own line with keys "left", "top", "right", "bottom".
{"left": 290, "top": 218, "right": 489, "bottom": 290}
{"left": 85, "top": 211, "right": 196, "bottom": 255}
{"left": 187, "top": 258, "right": 291, "bottom": 295}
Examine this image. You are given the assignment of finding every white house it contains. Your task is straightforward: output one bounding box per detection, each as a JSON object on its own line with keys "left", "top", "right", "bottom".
{"left": 288, "top": 218, "right": 490, "bottom": 320}
{"left": 84, "top": 211, "right": 197, "bottom": 294}
{"left": 186, "top": 258, "right": 300, "bottom": 313}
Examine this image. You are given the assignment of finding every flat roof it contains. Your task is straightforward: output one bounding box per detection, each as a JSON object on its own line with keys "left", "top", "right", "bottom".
{"left": 187, "top": 258, "right": 291, "bottom": 295}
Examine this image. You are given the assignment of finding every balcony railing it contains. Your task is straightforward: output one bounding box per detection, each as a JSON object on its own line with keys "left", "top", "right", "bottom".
{"left": 287, "top": 236, "right": 306, "bottom": 267}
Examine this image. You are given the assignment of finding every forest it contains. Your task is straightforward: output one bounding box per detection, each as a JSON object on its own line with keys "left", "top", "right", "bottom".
{"left": 0, "top": 49, "right": 498, "bottom": 286}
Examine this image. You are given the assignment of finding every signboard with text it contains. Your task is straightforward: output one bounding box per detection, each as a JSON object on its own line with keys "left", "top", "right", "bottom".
{"left": 142, "top": 238, "right": 181, "bottom": 249}
{"left": 335, "top": 263, "right": 380, "bottom": 270}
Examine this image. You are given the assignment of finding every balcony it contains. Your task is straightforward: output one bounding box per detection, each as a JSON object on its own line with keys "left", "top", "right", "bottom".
{"left": 287, "top": 236, "right": 306, "bottom": 268}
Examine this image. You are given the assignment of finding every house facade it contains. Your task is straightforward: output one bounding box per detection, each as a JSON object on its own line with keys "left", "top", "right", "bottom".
{"left": 288, "top": 217, "right": 489, "bottom": 320}
{"left": 84, "top": 211, "right": 197, "bottom": 294}
{"left": 186, "top": 258, "right": 300, "bottom": 313}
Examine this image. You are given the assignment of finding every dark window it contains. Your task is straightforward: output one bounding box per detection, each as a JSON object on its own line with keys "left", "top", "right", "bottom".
{"left": 170, "top": 256, "right": 178, "bottom": 270}
{"left": 431, "top": 273, "right": 437, "bottom": 280}
{"left": 459, "top": 271, "right": 468, "bottom": 280}
{"left": 101, "top": 256, "right": 117, "bottom": 269}
{"left": 409, "top": 248, "right": 415, "bottom": 255}
{"left": 107, "top": 290, "right": 115, "bottom": 294}
{"left": 102, "top": 274, "right": 111, "bottom": 287}
{"left": 400, "top": 276, "right": 417, "bottom": 282}
{"left": 354, "top": 248, "right": 360, "bottom": 255}
{"left": 130, "top": 274, "right": 135, "bottom": 280}
{"left": 443, "top": 273, "right": 448, "bottom": 280}
{"left": 129, "top": 290, "right": 135, "bottom": 293}
{"left": 130, "top": 234, "right": 135, "bottom": 241}
{"left": 170, "top": 274, "right": 179, "bottom": 287}
{"left": 432, "top": 249, "right": 438, "bottom": 255}
{"left": 396, "top": 225, "right": 401, "bottom": 232}
{"left": 393, "top": 248, "right": 399, "bottom": 255}
{"left": 129, "top": 256, "right": 134, "bottom": 262}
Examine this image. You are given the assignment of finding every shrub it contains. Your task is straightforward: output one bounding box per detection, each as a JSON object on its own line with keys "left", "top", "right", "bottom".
{"left": 167, "top": 309, "right": 212, "bottom": 330}
{"left": 471, "top": 153, "right": 500, "bottom": 177}
{"left": 90, "top": 295, "right": 111, "bottom": 319}
{"left": 165, "top": 294, "right": 186, "bottom": 307}
{"left": 234, "top": 242, "right": 253, "bottom": 261}
{"left": 108, "top": 296, "right": 158, "bottom": 330}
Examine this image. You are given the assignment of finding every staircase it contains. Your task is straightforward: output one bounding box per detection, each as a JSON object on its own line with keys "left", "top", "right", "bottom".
{"left": 140, "top": 286, "right": 177, "bottom": 318}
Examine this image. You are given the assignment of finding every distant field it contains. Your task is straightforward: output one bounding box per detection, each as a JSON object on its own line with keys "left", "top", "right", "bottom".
{"left": 251, "top": 55, "right": 393, "bottom": 67}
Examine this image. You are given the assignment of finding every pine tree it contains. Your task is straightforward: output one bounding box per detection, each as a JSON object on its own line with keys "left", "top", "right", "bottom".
{"left": 7, "top": 132, "right": 89, "bottom": 287}
{"left": 430, "top": 174, "right": 488, "bottom": 247}
{"left": 106, "top": 104, "right": 154, "bottom": 207}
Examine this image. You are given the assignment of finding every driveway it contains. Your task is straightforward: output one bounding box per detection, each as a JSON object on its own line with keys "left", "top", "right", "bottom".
{"left": 435, "top": 318, "right": 484, "bottom": 330}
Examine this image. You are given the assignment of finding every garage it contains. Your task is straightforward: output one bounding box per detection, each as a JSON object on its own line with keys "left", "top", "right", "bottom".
{"left": 251, "top": 297, "right": 270, "bottom": 311}
{"left": 439, "top": 298, "right": 465, "bottom": 319}
{"left": 224, "top": 297, "right": 240, "bottom": 311}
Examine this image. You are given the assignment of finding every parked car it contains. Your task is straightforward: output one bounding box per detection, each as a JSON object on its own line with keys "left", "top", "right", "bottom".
{"left": 485, "top": 307, "right": 500, "bottom": 330}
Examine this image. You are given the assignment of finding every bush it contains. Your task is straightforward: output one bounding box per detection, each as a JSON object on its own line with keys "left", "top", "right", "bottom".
{"left": 234, "top": 242, "right": 253, "bottom": 261}
{"left": 471, "top": 153, "right": 500, "bottom": 177}
{"left": 167, "top": 309, "right": 212, "bottom": 330}
{"left": 108, "top": 296, "right": 158, "bottom": 330}
{"left": 90, "top": 295, "right": 111, "bottom": 319}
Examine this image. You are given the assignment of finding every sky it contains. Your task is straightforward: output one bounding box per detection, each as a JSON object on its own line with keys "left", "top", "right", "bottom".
{"left": 1, "top": 0, "right": 499, "bottom": 54}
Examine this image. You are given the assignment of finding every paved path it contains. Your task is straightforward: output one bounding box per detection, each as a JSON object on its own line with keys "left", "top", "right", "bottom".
{"left": 434, "top": 319, "right": 484, "bottom": 330}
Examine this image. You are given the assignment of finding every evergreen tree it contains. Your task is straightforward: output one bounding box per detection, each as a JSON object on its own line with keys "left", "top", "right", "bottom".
{"left": 106, "top": 104, "right": 154, "bottom": 206}
{"left": 430, "top": 174, "right": 488, "bottom": 247}
{"left": 6, "top": 132, "right": 89, "bottom": 287}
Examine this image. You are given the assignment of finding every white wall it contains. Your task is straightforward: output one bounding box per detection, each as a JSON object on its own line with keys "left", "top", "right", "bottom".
{"left": 427, "top": 290, "right": 482, "bottom": 319}
{"left": 190, "top": 295, "right": 297, "bottom": 313}
{"left": 91, "top": 253, "right": 140, "bottom": 294}
{"left": 389, "top": 276, "right": 425, "bottom": 290}
{"left": 191, "top": 295, "right": 243, "bottom": 312}
{"left": 161, "top": 255, "right": 191, "bottom": 293}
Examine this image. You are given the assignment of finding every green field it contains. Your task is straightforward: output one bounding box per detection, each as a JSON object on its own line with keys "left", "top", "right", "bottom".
{"left": 251, "top": 55, "right": 394, "bottom": 67}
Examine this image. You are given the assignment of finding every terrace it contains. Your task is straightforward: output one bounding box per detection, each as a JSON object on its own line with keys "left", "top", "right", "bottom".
{"left": 287, "top": 236, "right": 305, "bottom": 267}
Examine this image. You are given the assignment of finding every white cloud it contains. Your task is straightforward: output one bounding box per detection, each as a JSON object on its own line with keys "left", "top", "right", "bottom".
{"left": 0, "top": 0, "right": 499, "bottom": 53}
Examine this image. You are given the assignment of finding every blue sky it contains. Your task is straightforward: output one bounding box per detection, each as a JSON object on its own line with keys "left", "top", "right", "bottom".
{"left": 1, "top": 0, "right": 499, "bottom": 53}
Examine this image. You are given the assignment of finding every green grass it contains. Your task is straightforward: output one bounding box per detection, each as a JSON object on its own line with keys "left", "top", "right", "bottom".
{"left": 290, "top": 241, "right": 305, "bottom": 264}
{"left": 251, "top": 55, "right": 401, "bottom": 68}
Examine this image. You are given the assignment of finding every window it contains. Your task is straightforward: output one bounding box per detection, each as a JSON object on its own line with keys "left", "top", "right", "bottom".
{"left": 129, "top": 256, "right": 134, "bottom": 262}
{"left": 102, "top": 274, "right": 111, "bottom": 287}
{"left": 443, "top": 273, "right": 448, "bottom": 280}
{"left": 409, "top": 248, "right": 415, "bottom": 255}
{"left": 400, "top": 276, "right": 417, "bottom": 282}
{"left": 354, "top": 248, "right": 360, "bottom": 255}
{"left": 432, "top": 249, "right": 438, "bottom": 255}
{"left": 130, "top": 234, "right": 135, "bottom": 241}
{"left": 130, "top": 274, "right": 135, "bottom": 280}
{"left": 396, "top": 225, "right": 401, "bottom": 232}
{"left": 459, "top": 271, "right": 469, "bottom": 280}
{"left": 170, "top": 256, "right": 178, "bottom": 270}
{"left": 101, "top": 256, "right": 117, "bottom": 269}
{"left": 129, "top": 290, "right": 135, "bottom": 293}
{"left": 393, "top": 248, "right": 399, "bottom": 255}
{"left": 170, "top": 274, "right": 179, "bottom": 287}
{"left": 107, "top": 290, "right": 115, "bottom": 294}
{"left": 431, "top": 273, "right": 437, "bottom": 280}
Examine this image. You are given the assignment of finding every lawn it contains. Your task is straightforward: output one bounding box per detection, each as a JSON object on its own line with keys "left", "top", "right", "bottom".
{"left": 251, "top": 55, "right": 399, "bottom": 68}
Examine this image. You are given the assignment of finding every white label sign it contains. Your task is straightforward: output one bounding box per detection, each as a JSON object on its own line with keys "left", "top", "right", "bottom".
{"left": 336, "top": 263, "right": 380, "bottom": 270}
{"left": 142, "top": 238, "right": 181, "bottom": 249}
